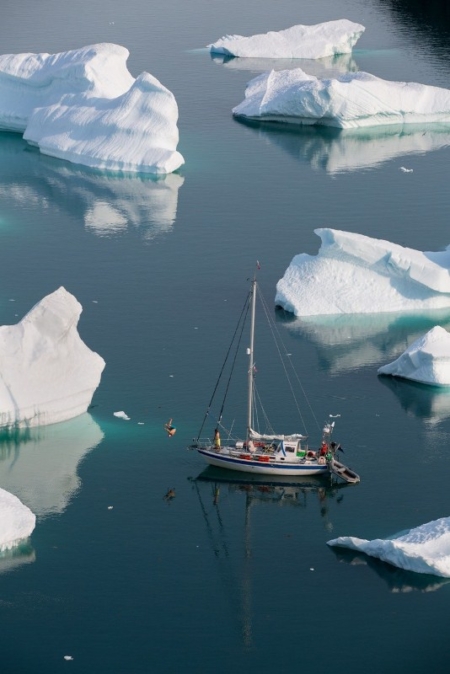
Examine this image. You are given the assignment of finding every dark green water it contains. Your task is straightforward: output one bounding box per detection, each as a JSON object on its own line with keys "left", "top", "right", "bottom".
{"left": 1, "top": 0, "right": 450, "bottom": 672}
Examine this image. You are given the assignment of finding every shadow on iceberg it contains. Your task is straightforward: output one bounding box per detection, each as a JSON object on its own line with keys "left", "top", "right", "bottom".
{"left": 210, "top": 52, "right": 359, "bottom": 78}
{"left": 274, "top": 306, "right": 450, "bottom": 375}
{"left": 0, "top": 413, "right": 104, "bottom": 520}
{"left": 0, "top": 131, "right": 184, "bottom": 240}
{"left": 378, "top": 374, "right": 450, "bottom": 423}
{"left": 233, "top": 119, "right": 450, "bottom": 174}
{"left": 329, "top": 545, "right": 450, "bottom": 593}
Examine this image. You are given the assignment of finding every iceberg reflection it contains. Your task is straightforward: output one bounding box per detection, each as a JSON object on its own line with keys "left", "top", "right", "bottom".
{"left": 0, "top": 413, "right": 104, "bottom": 519}
{"left": 235, "top": 120, "right": 450, "bottom": 173}
{"left": 0, "top": 542, "right": 35, "bottom": 576}
{"left": 330, "top": 546, "right": 450, "bottom": 593}
{"left": 276, "top": 308, "right": 450, "bottom": 374}
{"left": 211, "top": 52, "right": 359, "bottom": 78}
{"left": 378, "top": 375, "right": 450, "bottom": 424}
{"left": 0, "top": 132, "right": 184, "bottom": 239}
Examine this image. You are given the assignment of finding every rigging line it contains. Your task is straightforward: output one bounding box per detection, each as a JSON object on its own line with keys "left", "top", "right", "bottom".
{"left": 217, "top": 296, "right": 250, "bottom": 424}
{"left": 259, "top": 287, "right": 322, "bottom": 434}
{"left": 196, "top": 289, "right": 251, "bottom": 441}
{"left": 258, "top": 290, "right": 308, "bottom": 433}
{"left": 253, "top": 382, "right": 275, "bottom": 435}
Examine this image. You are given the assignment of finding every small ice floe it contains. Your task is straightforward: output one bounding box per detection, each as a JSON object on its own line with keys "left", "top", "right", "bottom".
{"left": 107, "top": 506, "right": 113, "bottom": 510}
{"left": 400, "top": 166, "right": 413, "bottom": 172}
{"left": 9, "top": 299, "right": 15, "bottom": 302}
{"left": 310, "top": 567, "right": 315, "bottom": 571}
{"left": 64, "top": 655, "right": 74, "bottom": 661}
{"left": 113, "top": 411, "right": 130, "bottom": 420}
{"left": 92, "top": 300, "right": 98, "bottom": 303}
{"left": 137, "top": 422, "right": 144, "bottom": 425}
{"left": 328, "top": 516, "right": 450, "bottom": 577}
{"left": 169, "top": 374, "right": 174, "bottom": 378}
{"left": 378, "top": 326, "right": 450, "bottom": 386}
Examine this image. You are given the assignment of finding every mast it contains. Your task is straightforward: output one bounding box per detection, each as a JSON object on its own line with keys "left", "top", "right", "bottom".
{"left": 247, "top": 278, "right": 256, "bottom": 441}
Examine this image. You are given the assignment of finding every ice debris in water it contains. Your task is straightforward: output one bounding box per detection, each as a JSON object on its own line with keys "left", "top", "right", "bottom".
{"left": 114, "top": 411, "right": 130, "bottom": 420}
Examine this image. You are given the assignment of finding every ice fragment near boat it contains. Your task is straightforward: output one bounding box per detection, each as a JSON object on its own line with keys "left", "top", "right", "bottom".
{"left": 0, "top": 287, "right": 105, "bottom": 429}
{"left": 0, "top": 487, "right": 36, "bottom": 552}
{"left": 378, "top": 326, "right": 450, "bottom": 386}
{"left": 208, "top": 19, "right": 365, "bottom": 59}
{"left": 328, "top": 516, "right": 450, "bottom": 577}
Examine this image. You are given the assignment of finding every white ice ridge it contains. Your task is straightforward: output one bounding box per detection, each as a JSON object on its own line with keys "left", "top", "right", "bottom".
{"left": 378, "top": 326, "right": 450, "bottom": 386}
{"left": 0, "top": 287, "right": 105, "bottom": 429}
{"left": 275, "top": 229, "right": 450, "bottom": 316}
{"left": 208, "top": 19, "right": 365, "bottom": 59}
{"left": 0, "top": 43, "right": 184, "bottom": 174}
{"left": 0, "top": 488, "right": 35, "bottom": 552}
{"left": 328, "top": 517, "right": 450, "bottom": 577}
{"left": 233, "top": 69, "right": 450, "bottom": 129}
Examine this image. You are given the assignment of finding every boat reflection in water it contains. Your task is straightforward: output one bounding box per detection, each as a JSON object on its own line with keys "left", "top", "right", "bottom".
{"left": 190, "top": 467, "right": 350, "bottom": 648}
{"left": 329, "top": 546, "right": 450, "bottom": 593}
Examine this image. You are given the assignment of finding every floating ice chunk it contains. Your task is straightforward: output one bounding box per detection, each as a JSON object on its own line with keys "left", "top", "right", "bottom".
{"left": 0, "top": 488, "right": 35, "bottom": 552}
{"left": 0, "top": 43, "right": 184, "bottom": 174}
{"left": 0, "top": 288, "right": 105, "bottom": 430}
{"left": 400, "top": 166, "right": 414, "bottom": 172}
{"left": 64, "top": 656, "right": 74, "bottom": 661}
{"left": 328, "top": 517, "right": 450, "bottom": 577}
{"left": 378, "top": 326, "right": 450, "bottom": 386}
{"left": 208, "top": 20, "right": 365, "bottom": 59}
{"left": 233, "top": 69, "right": 450, "bottom": 129}
{"left": 114, "top": 411, "right": 130, "bottom": 420}
{"left": 275, "top": 229, "right": 450, "bottom": 316}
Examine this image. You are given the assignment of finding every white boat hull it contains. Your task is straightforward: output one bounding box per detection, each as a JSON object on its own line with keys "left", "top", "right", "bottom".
{"left": 198, "top": 448, "right": 329, "bottom": 477}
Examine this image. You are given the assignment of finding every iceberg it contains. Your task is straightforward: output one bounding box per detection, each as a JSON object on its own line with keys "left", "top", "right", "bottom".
{"left": 208, "top": 19, "right": 365, "bottom": 59}
{"left": 378, "top": 326, "right": 450, "bottom": 386}
{"left": 275, "top": 229, "right": 450, "bottom": 316}
{"left": 328, "top": 517, "right": 450, "bottom": 577}
{"left": 0, "top": 43, "right": 184, "bottom": 174}
{"left": 0, "top": 487, "right": 35, "bottom": 552}
{"left": 233, "top": 69, "right": 450, "bottom": 129}
{"left": 0, "top": 287, "right": 105, "bottom": 429}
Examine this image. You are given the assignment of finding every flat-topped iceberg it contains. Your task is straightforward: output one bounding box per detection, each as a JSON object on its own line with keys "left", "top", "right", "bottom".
{"left": 0, "top": 287, "right": 105, "bottom": 429}
{"left": 0, "top": 43, "right": 184, "bottom": 174}
{"left": 275, "top": 229, "right": 450, "bottom": 316}
{"left": 0, "top": 487, "right": 35, "bottom": 552}
{"left": 233, "top": 69, "right": 450, "bottom": 129}
{"left": 208, "top": 19, "right": 365, "bottom": 59}
{"left": 378, "top": 326, "right": 450, "bottom": 386}
{"left": 328, "top": 517, "right": 450, "bottom": 577}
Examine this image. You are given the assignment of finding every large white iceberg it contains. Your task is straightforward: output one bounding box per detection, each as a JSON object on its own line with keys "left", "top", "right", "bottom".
{"left": 378, "top": 326, "right": 450, "bottom": 386}
{"left": 275, "top": 229, "right": 450, "bottom": 316}
{"left": 0, "top": 287, "right": 105, "bottom": 429}
{"left": 0, "top": 487, "right": 35, "bottom": 552}
{"left": 208, "top": 19, "right": 365, "bottom": 59}
{"left": 328, "top": 517, "right": 450, "bottom": 577}
{"left": 233, "top": 69, "right": 450, "bottom": 129}
{"left": 0, "top": 43, "right": 184, "bottom": 174}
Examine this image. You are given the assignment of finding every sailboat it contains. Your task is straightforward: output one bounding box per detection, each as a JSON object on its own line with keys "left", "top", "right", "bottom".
{"left": 189, "top": 274, "right": 360, "bottom": 483}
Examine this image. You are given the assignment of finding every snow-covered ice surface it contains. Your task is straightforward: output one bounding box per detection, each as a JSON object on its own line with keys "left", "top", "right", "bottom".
{"left": 233, "top": 69, "right": 450, "bottom": 129}
{"left": 0, "top": 487, "right": 35, "bottom": 552}
{"left": 0, "top": 287, "right": 105, "bottom": 430}
{"left": 0, "top": 414, "right": 103, "bottom": 518}
{"left": 275, "top": 229, "right": 450, "bottom": 316}
{"left": 378, "top": 326, "right": 450, "bottom": 386}
{"left": 208, "top": 19, "right": 365, "bottom": 59}
{"left": 328, "top": 517, "right": 450, "bottom": 577}
{"left": 0, "top": 43, "right": 184, "bottom": 174}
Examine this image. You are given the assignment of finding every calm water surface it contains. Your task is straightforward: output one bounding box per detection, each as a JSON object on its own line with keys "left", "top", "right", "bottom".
{"left": 0, "top": 1, "right": 450, "bottom": 672}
